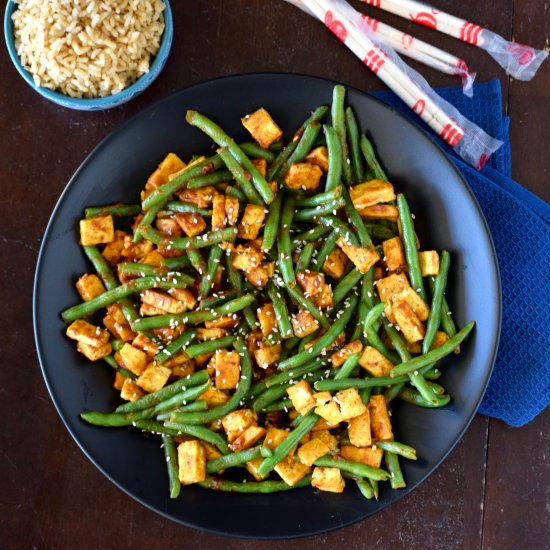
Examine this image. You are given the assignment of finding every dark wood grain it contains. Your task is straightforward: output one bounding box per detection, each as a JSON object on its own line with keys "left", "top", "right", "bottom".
{"left": 0, "top": 1, "right": 547, "bottom": 548}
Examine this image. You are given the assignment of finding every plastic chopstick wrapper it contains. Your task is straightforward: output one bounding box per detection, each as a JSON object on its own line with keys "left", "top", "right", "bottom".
{"left": 360, "top": 0, "right": 548, "bottom": 81}
{"left": 361, "top": 15, "right": 476, "bottom": 96}
{"left": 286, "top": 0, "right": 503, "bottom": 169}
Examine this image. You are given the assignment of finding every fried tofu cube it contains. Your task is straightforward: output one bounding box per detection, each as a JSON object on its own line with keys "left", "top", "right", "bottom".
{"left": 314, "top": 401, "right": 343, "bottom": 426}
{"left": 296, "top": 270, "right": 325, "bottom": 297}
{"left": 222, "top": 409, "right": 258, "bottom": 443}
{"left": 310, "top": 283, "right": 333, "bottom": 308}
{"left": 237, "top": 204, "right": 267, "bottom": 240}
{"left": 297, "top": 438, "right": 330, "bottom": 466}
{"left": 171, "top": 360, "right": 196, "bottom": 379}
{"left": 257, "top": 303, "right": 277, "bottom": 336}
{"left": 311, "top": 467, "right": 345, "bottom": 493}
{"left": 118, "top": 343, "right": 148, "bottom": 376}
{"left": 121, "top": 236, "right": 153, "bottom": 262}
{"left": 244, "top": 264, "right": 271, "bottom": 288}
{"left": 291, "top": 308, "right": 318, "bottom": 338}
{"left": 393, "top": 287, "right": 430, "bottom": 321}
{"left": 173, "top": 212, "right": 207, "bottom": 237}
{"left": 432, "top": 330, "right": 449, "bottom": 348}
{"left": 140, "top": 303, "right": 167, "bottom": 316}
{"left": 203, "top": 442, "right": 223, "bottom": 462}
{"left": 311, "top": 429, "right": 339, "bottom": 451}
{"left": 263, "top": 427, "right": 291, "bottom": 451}
{"left": 224, "top": 195, "right": 240, "bottom": 226}
{"left": 176, "top": 185, "right": 217, "bottom": 208}
{"left": 178, "top": 440, "right": 206, "bottom": 485}
{"left": 241, "top": 108, "right": 283, "bottom": 149}
{"left": 254, "top": 342, "right": 282, "bottom": 369}
{"left": 331, "top": 340, "right": 363, "bottom": 368}
{"left": 336, "top": 238, "right": 380, "bottom": 274}
{"left": 76, "top": 341, "right": 112, "bottom": 361}
{"left": 418, "top": 250, "right": 440, "bottom": 276}
{"left": 369, "top": 395, "right": 393, "bottom": 441}
{"left": 348, "top": 411, "right": 372, "bottom": 447}
{"left": 66, "top": 320, "right": 110, "bottom": 347}
{"left": 103, "top": 314, "right": 135, "bottom": 342}
{"left": 141, "top": 290, "right": 186, "bottom": 314}
{"left": 323, "top": 247, "right": 348, "bottom": 279}
{"left": 198, "top": 386, "right": 228, "bottom": 408}
{"left": 232, "top": 244, "right": 264, "bottom": 272}
{"left": 102, "top": 230, "right": 127, "bottom": 264}
{"left": 311, "top": 416, "right": 337, "bottom": 432}
{"left": 196, "top": 328, "right": 227, "bottom": 341}
{"left": 334, "top": 388, "right": 367, "bottom": 420}
{"left": 274, "top": 455, "right": 311, "bottom": 486}
{"left": 167, "top": 288, "right": 197, "bottom": 311}
{"left": 340, "top": 444, "right": 383, "bottom": 468}
{"left": 392, "top": 299, "right": 425, "bottom": 343}
{"left": 155, "top": 217, "right": 182, "bottom": 237}
{"left": 284, "top": 162, "right": 323, "bottom": 191}
{"left": 120, "top": 377, "right": 146, "bottom": 401}
{"left": 287, "top": 380, "right": 316, "bottom": 416}
{"left": 76, "top": 274, "right": 106, "bottom": 301}
{"left": 246, "top": 457, "right": 266, "bottom": 481}
{"left": 79, "top": 215, "right": 115, "bottom": 246}
{"left": 204, "top": 313, "right": 240, "bottom": 330}
{"left": 359, "top": 346, "right": 395, "bottom": 377}
{"left": 113, "top": 371, "right": 126, "bottom": 391}
{"left": 349, "top": 179, "right": 396, "bottom": 210}
{"left": 214, "top": 349, "right": 241, "bottom": 390}
{"left": 313, "top": 392, "right": 332, "bottom": 407}
{"left": 147, "top": 153, "right": 186, "bottom": 189}
{"left": 305, "top": 146, "right": 329, "bottom": 172}
{"left": 358, "top": 204, "right": 399, "bottom": 221}
{"left": 136, "top": 363, "right": 171, "bottom": 393}
{"left": 375, "top": 272, "right": 410, "bottom": 301}
{"left": 229, "top": 425, "right": 266, "bottom": 452}
{"left": 382, "top": 237, "right": 406, "bottom": 273}
{"left": 211, "top": 195, "right": 227, "bottom": 231}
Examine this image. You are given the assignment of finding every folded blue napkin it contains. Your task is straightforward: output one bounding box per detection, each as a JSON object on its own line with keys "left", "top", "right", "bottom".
{"left": 371, "top": 81, "right": 550, "bottom": 427}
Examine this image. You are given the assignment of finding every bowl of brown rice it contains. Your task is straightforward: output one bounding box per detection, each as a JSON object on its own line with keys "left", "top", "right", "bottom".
{"left": 4, "top": 0, "right": 172, "bottom": 110}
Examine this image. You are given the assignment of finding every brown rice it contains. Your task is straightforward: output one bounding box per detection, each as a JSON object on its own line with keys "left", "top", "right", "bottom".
{"left": 11, "top": 0, "right": 166, "bottom": 98}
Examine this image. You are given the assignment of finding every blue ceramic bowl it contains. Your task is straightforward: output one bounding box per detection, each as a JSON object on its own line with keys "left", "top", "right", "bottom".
{"left": 4, "top": 0, "right": 173, "bottom": 110}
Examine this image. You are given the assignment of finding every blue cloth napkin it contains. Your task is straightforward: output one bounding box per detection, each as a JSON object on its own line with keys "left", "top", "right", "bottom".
{"left": 370, "top": 80, "right": 550, "bottom": 427}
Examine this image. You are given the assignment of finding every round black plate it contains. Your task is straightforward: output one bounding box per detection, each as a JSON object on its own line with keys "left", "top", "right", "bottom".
{"left": 33, "top": 73, "right": 500, "bottom": 539}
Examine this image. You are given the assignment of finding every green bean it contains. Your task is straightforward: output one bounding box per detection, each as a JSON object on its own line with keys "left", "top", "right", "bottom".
{"left": 365, "top": 325, "right": 400, "bottom": 364}
{"left": 331, "top": 85, "right": 352, "bottom": 185}
{"left": 266, "top": 284, "right": 294, "bottom": 339}
{"left": 278, "top": 121, "right": 322, "bottom": 177}
{"left": 384, "top": 451, "right": 406, "bottom": 489}
{"left": 154, "top": 329, "right": 197, "bottom": 364}
{"left": 399, "top": 387, "right": 451, "bottom": 408}
{"left": 148, "top": 382, "right": 211, "bottom": 420}
{"left": 397, "top": 194, "right": 427, "bottom": 301}
{"left": 257, "top": 412, "right": 319, "bottom": 477}
{"left": 362, "top": 302, "right": 385, "bottom": 337}
{"left": 224, "top": 256, "right": 258, "bottom": 330}
{"left": 186, "top": 110, "right": 274, "bottom": 204}
{"left": 276, "top": 280, "right": 329, "bottom": 329}
{"left": 295, "top": 242, "right": 315, "bottom": 272}
{"left": 199, "top": 289, "right": 238, "bottom": 310}
{"left": 187, "top": 248, "right": 206, "bottom": 275}
{"left": 431, "top": 275, "right": 459, "bottom": 344}
{"left": 316, "top": 215, "right": 360, "bottom": 246}
{"left": 61, "top": 275, "right": 192, "bottom": 322}
{"left": 181, "top": 170, "right": 232, "bottom": 190}
{"left": 365, "top": 222, "right": 396, "bottom": 240}
{"left": 252, "top": 382, "right": 293, "bottom": 413}
{"left": 263, "top": 397, "right": 294, "bottom": 413}
{"left": 156, "top": 400, "right": 208, "bottom": 418}
{"left": 116, "top": 262, "right": 187, "bottom": 278}
{"left": 206, "top": 446, "right": 265, "bottom": 474}
{"left": 360, "top": 135, "right": 388, "bottom": 181}
{"left": 295, "top": 186, "right": 343, "bottom": 208}
{"left": 131, "top": 293, "right": 255, "bottom": 331}
{"left": 278, "top": 294, "right": 358, "bottom": 371}
{"left": 134, "top": 202, "right": 163, "bottom": 243}
{"left": 295, "top": 198, "right": 346, "bottom": 222}
{"left": 298, "top": 330, "right": 320, "bottom": 353}
{"left": 116, "top": 371, "right": 210, "bottom": 413}
{"left": 165, "top": 201, "right": 212, "bottom": 216}
{"left": 240, "top": 142, "right": 276, "bottom": 163}
{"left": 277, "top": 194, "right": 296, "bottom": 284}
{"left": 323, "top": 125, "right": 342, "bottom": 192}
{"left": 103, "top": 354, "right": 135, "bottom": 379}
{"left": 225, "top": 185, "right": 247, "bottom": 202}
{"left": 261, "top": 191, "right": 282, "bottom": 252}
{"left": 169, "top": 338, "right": 252, "bottom": 425}
{"left": 391, "top": 321, "right": 475, "bottom": 377}
{"left": 314, "top": 456, "right": 390, "bottom": 481}
{"left": 376, "top": 440, "right": 417, "bottom": 460}
{"left": 85, "top": 203, "right": 141, "bottom": 218}
{"left": 162, "top": 421, "right": 230, "bottom": 454}
{"left": 332, "top": 268, "right": 363, "bottom": 306}
{"left": 217, "top": 147, "right": 263, "bottom": 205}
{"left": 341, "top": 185, "right": 372, "bottom": 247}
{"left": 355, "top": 477, "right": 374, "bottom": 499}
{"left": 311, "top": 229, "right": 339, "bottom": 271}
{"left": 185, "top": 335, "right": 237, "bottom": 358}
{"left": 334, "top": 352, "right": 360, "bottom": 380}
{"left": 423, "top": 250, "right": 450, "bottom": 354}
{"left": 360, "top": 386, "right": 372, "bottom": 405}
{"left": 292, "top": 225, "right": 331, "bottom": 246}
{"left": 200, "top": 244, "right": 224, "bottom": 298}
{"left": 345, "top": 107, "right": 364, "bottom": 184}
{"left": 142, "top": 154, "right": 224, "bottom": 211}
{"left": 259, "top": 358, "right": 327, "bottom": 395}
{"left": 161, "top": 434, "right": 181, "bottom": 499}
{"left": 199, "top": 475, "right": 312, "bottom": 493}
{"left": 137, "top": 225, "right": 237, "bottom": 251}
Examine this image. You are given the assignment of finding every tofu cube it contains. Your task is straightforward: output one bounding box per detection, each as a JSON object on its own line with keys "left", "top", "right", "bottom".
{"left": 296, "top": 270, "right": 325, "bottom": 297}
{"left": 311, "top": 416, "right": 337, "bottom": 433}
{"left": 155, "top": 217, "right": 182, "bottom": 237}
{"left": 232, "top": 243, "right": 264, "bottom": 272}
{"left": 257, "top": 303, "right": 277, "bottom": 336}
{"left": 171, "top": 360, "right": 196, "bottom": 379}
{"left": 167, "top": 288, "right": 197, "bottom": 311}
{"left": 76, "top": 341, "right": 112, "bottom": 362}
{"left": 211, "top": 195, "right": 227, "bottom": 231}
{"left": 177, "top": 440, "right": 206, "bottom": 485}
{"left": 102, "top": 230, "right": 127, "bottom": 264}
{"left": 311, "top": 429, "right": 339, "bottom": 451}
{"left": 237, "top": 204, "right": 267, "bottom": 240}
{"left": 214, "top": 349, "right": 241, "bottom": 390}
{"left": 66, "top": 320, "right": 109, "bottom": 347}
{"left": 297, "top": 438, "right": 330, "bottom": 466}
{"left": 305, "top": 146, "right": 329, "bottom": 172}
{"left": 291, "top": 308, "right": 319, "bottom": 338}
{"left": 147, "top": 153, "right": 186, "bottom": 189}
{"left": 375, "top": 272, "right": 410, "bottom": 301}
{"left": 120, "top": 377, "right": 146, "bottom": 401}
{"left": 254, "top": 342, "right": 282, "bottom": 369}
{"left": 141, "top": 290, "right": 186, "bottom": 314}
{"left": 359, "top": 346, "right": 395, "bottom": 377}
{"left": 368, "top": 395, "right": 393, "bottom": 441}
{"left": 103, "top": 314, "right": 135, "bottom": 342}
{"left": 244, "top": 264, "right": 271, "bottom": 288}
{"left": 113, "top": 371, "right": 126, "bottom": 391}
{"left": 392, "top": 299, "right": 426, "bottom": 343}
{"left": 241, "top": 108, "right": 283, "bottom": 149}
{"left": 203, "top": 442, "right": 223, "bottom": 462}
{"left": 229, "top": 425, "right": 266, "bottom": 452}
{"left": 393, "top": 287, "right": 430, "bottom": 321}
{"left": 348, "top": 412, "right": 372, "bottom": 447}
{"left": 196, "top": 328, "right": 227, "bottom": 341}
{"left": 176, "top": 185, "right": 217, "bottom": 208}
{"left": 323, "top": 247, "right": 348, "bottom": 279}
{"left": 246, "top": 457, "right": 267, "bottom": 481}
{"left": 336, "top": 238, "right": 380, "bottom": 274}
{"left": 310, "top": 283, "right": 333, "bottom": 308}
{"left": 340, "top": 444, "right": 383, "bottom": 468}
{"left": 119, "top": 343, "right": 148, "bottom": 376}
{"left": 136, "top": 364, "right": 171, "bottom": 393}
{"left": 274, "top": 455, "right": 311, "bottom": 486}
{"left": 314, "top": 401, "right": 343, "bottom": 427}
{"left": 382, "top": 237, "right": 406, "bottom": 273}
{"left": 76, "top": 274, "right": 106, "bottom": 301}
{"left": 284, "top": 162, "right": 323, "bottom": 191}
{"left": 286, "top": 380, "right": 317, "bottom": 416}
{"left": 311, "top": 467, "right": 345, "bottom": 493}
{"left": 204, "top": 313, "right": 240, "bottom": 330}
{"left": 349, "top": 179, "right": 396, "bottom": 210}
{"left": 313, "top": 391, "right": 332, "bottom": 407}
{"left": 432, "top": 330, "right": 449, "bottom": 349}
{"left": 418, "top": 250, "right": 440, "bottom": 276}
{"left": 264, "top": 427, "right": 291, "bottom": 451}
{"left": 173, "top": 212, "right": 207, "bottom": 237}
{"left": 358, "top": 204, "right": 399, "bottom": 221}
{"left": 79, "top": 215, "right": 115, "bottom": 246}
{"left": 199, "top": 386, "right": 229, "bottom": 407}
{"left": 331, "top": 340, "right": 363, "bottom": 368}
{"left": 334, "top": 388, "right": 367, "bottom": 420}
{"left": 224, "top": 195, "right": 240, "bottom": 226}
{"left": 222, "top": 409, "right": 258, "bottom": 443}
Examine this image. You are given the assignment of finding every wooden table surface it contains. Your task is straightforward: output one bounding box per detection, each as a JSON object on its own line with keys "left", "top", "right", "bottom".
{"left": 1, "top": 1, "right": 548, "bottom": 548}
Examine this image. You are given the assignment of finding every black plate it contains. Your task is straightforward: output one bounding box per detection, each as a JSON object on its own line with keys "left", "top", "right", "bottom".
{"left": 33, "top": 73, "right": 500, "bottom": 539}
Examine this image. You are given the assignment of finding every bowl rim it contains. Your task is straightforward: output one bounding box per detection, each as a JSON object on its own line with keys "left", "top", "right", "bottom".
{"left": 3, "top": 0, "right": 173, "bottom": 109}
{"left": 32, "top": 72, "right": 502, "bottom": 539}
